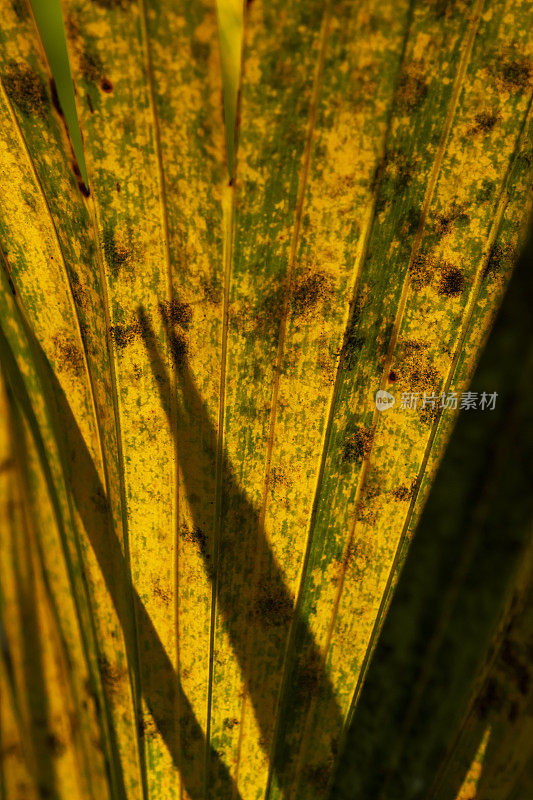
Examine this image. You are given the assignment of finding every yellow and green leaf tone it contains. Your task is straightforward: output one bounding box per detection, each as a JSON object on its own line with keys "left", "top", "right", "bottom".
{"left": 0, "top": 0, "right": 532, "bottom": 799}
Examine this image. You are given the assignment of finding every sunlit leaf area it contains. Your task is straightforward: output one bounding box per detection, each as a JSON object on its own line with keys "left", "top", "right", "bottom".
{"left": 0, "top": 1, "right": 532, "bottom": 799}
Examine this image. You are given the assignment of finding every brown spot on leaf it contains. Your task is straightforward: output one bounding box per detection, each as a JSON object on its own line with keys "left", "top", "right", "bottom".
{"left": 253, "top": 580, "right": 293, "bottom": 627}
{"left": 201, "top": 273, "right": 222, "bottom": 305}
{"left": 10, "top": 0, "right": 29, "bottom": 20}
{"left": 69, "top": 270, "right": 88, "bottom": 307}
{"left": 159, "top": 299, "right": 192, "bottom": 329}
{"left": 484, "top": 242, "right": 514, "bottom": 278}
{"left": 395, "top": 61, "right": 428, "bottom": 112}
{"left": 395, "top": 339, "right": 440, "bottom": 397}
{"left": 342, "top": 426, "right": 374, "bottom": 464}
{"left": 100, "top": 77, "right": 113, "bottom": 93}
{"left": 437, "top": 265, "right": 465, "bottom": 297}
{"left": 392, "top": 478, "right": 417, "bottom": 501}
{"left": 52, "top": 335, "right": 84, "bottom": 376}
{"left": 469, "top": 110, "right": 500, "bottom": 134}
{"left": 103, "top": 224, "right": 131, "bottom": 276}
{"left": 180, "top": 523, "right": 209, "bottom": 560}
{"left": 498, "top": 50, "right": 532, "bottom": 92}
{"left": 153, "top": 579, "right": 171, "bottom": 606}
{"left": 434, "top": 203, "right": 469, "bottom": 237}
{"left": 109, "top": 322, "right": 141, "bottom": 348}
{"left": 291, "top": 270, "right": 333, "bottom": 316}
{"left": 80, "top": 50, "right": 104, "bottom": 83}
{"left": 4, "top": 61, "right": 48, "bottom": 118}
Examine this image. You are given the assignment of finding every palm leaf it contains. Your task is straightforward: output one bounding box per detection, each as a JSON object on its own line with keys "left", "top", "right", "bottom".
{"left": 0, "top": 0, "right": 532, "bottom": 799}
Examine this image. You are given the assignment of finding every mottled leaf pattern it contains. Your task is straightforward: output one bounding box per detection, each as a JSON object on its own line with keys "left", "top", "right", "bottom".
{"left": 0, "top": 0, "right": 532, "bottom": 799}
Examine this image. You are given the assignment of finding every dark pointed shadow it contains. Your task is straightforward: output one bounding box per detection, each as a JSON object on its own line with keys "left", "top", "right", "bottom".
{"left": 0, "top": 323, "right": 244, "bottom": 800}
{"left": 330, "top": 226, "right": 533, "bottom": 800}
{"left": 4, "top": 398, "right": 60, "bottom": 800}
{"left": 138, "top": 305, "right": 344, "bottom": 797}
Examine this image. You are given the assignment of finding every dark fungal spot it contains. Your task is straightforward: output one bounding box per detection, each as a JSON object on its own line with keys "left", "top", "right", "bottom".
{"left": 342, "top": 539, "right": 359, "bottom": 571}
{"left": 395, "top": 339, "right": 440, "bottom": 398}
{"left": 476, "top": 178, "right": 495, "bottom": 203}
{"left": 223, "top": 717, "right": 239, "bottom": 730}
{"left": 153, "top": 580, "right": 171, "bottom": 606}
{"left": 109, "top": 322, "right": 140, "bottom": 349}
{"left": 409, "top": 251, "right": 435, "bottom": 290}
{"left": 469, "top": 110, "right": 500, "bottom": 134}
{"left": 78, "top": 181, "right": 90, "bottom": 197}
{"left": 159, "top": 299, "right": 192, "bottom": 329}
{"left": 10, "top": 0, "right": 30, "bottom": 20}
{"left": 484, "top": 242, "right": 514, "bottom": 278}
{"left": 168, "top": 331, "right": 188, "bottom": 367}
{"left": 253, "top": 581, "right": 293, "bottom": 627}
{"left": 395, "top": 62, "right": 428, "bottom": 112}
{"left": 383, "top": 148, "right": 415, "bottom": 189}
{"left": 103, "top": 224, "right": 131, "bottom": 276}
{"left": 388, "top": 370, "right": 397, "bottom": 382}
{"left": 7, "top": 275, "right": 16, "bottom": 296}
{"left": 52, "top": 335, "right": 84, "bottom": 376}
{"left": 191, "top": 39, "right": 210, "bottom": 64}
{"left": 295, "top": 650, "right": 322, "bottom": 698}
{"left": 498, "top": 51, "right": 532, "bottom": 92}
{"left": 254, "top": 280, "right": 286, "bottom": 335}
{"left": 341, "top": 329, "right": 364, "bottom": 369}
{"left": 437, "top": 265, "right": 465, "bottom": 297}
{"left": 200, "top": 273, "right": 222, "bottom": 305}
{"left": 342, "top": 426, "right": 374, "bottom": 464}
{"left": 180, "top": 523, "right": 209, "bottom": 560}
{"left": 434, "top": 202, "right": 469, "bottom": 236}
{"left": 3, "top": 61, "right": 48, "bottom": 118}
{"left": 401, "top": 205, "right": 422, "bottom": 237}
{"left": 392, "top": 478, "right": 417, "bottom": 501}
{"left": 86, "top": 93, "right": 95, "bottom": 114}
{"left": 80, "top": 50, "right": 104, "bottom": 83}
{"left": 100, "top": 77, "right": 113, "bottom": 93}
{"left": 72, "top": 161, "right": 81, "bottom": 178}
{"left": 291, "top": 270, "right": 332, "bottom": 316}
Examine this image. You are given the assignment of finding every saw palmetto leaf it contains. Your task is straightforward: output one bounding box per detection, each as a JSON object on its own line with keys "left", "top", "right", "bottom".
{"left": 0, "top": 0, "right": 532, "bottom": 799}
{"left": 331, "top": 226, "right": 533, "bottom": 800}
